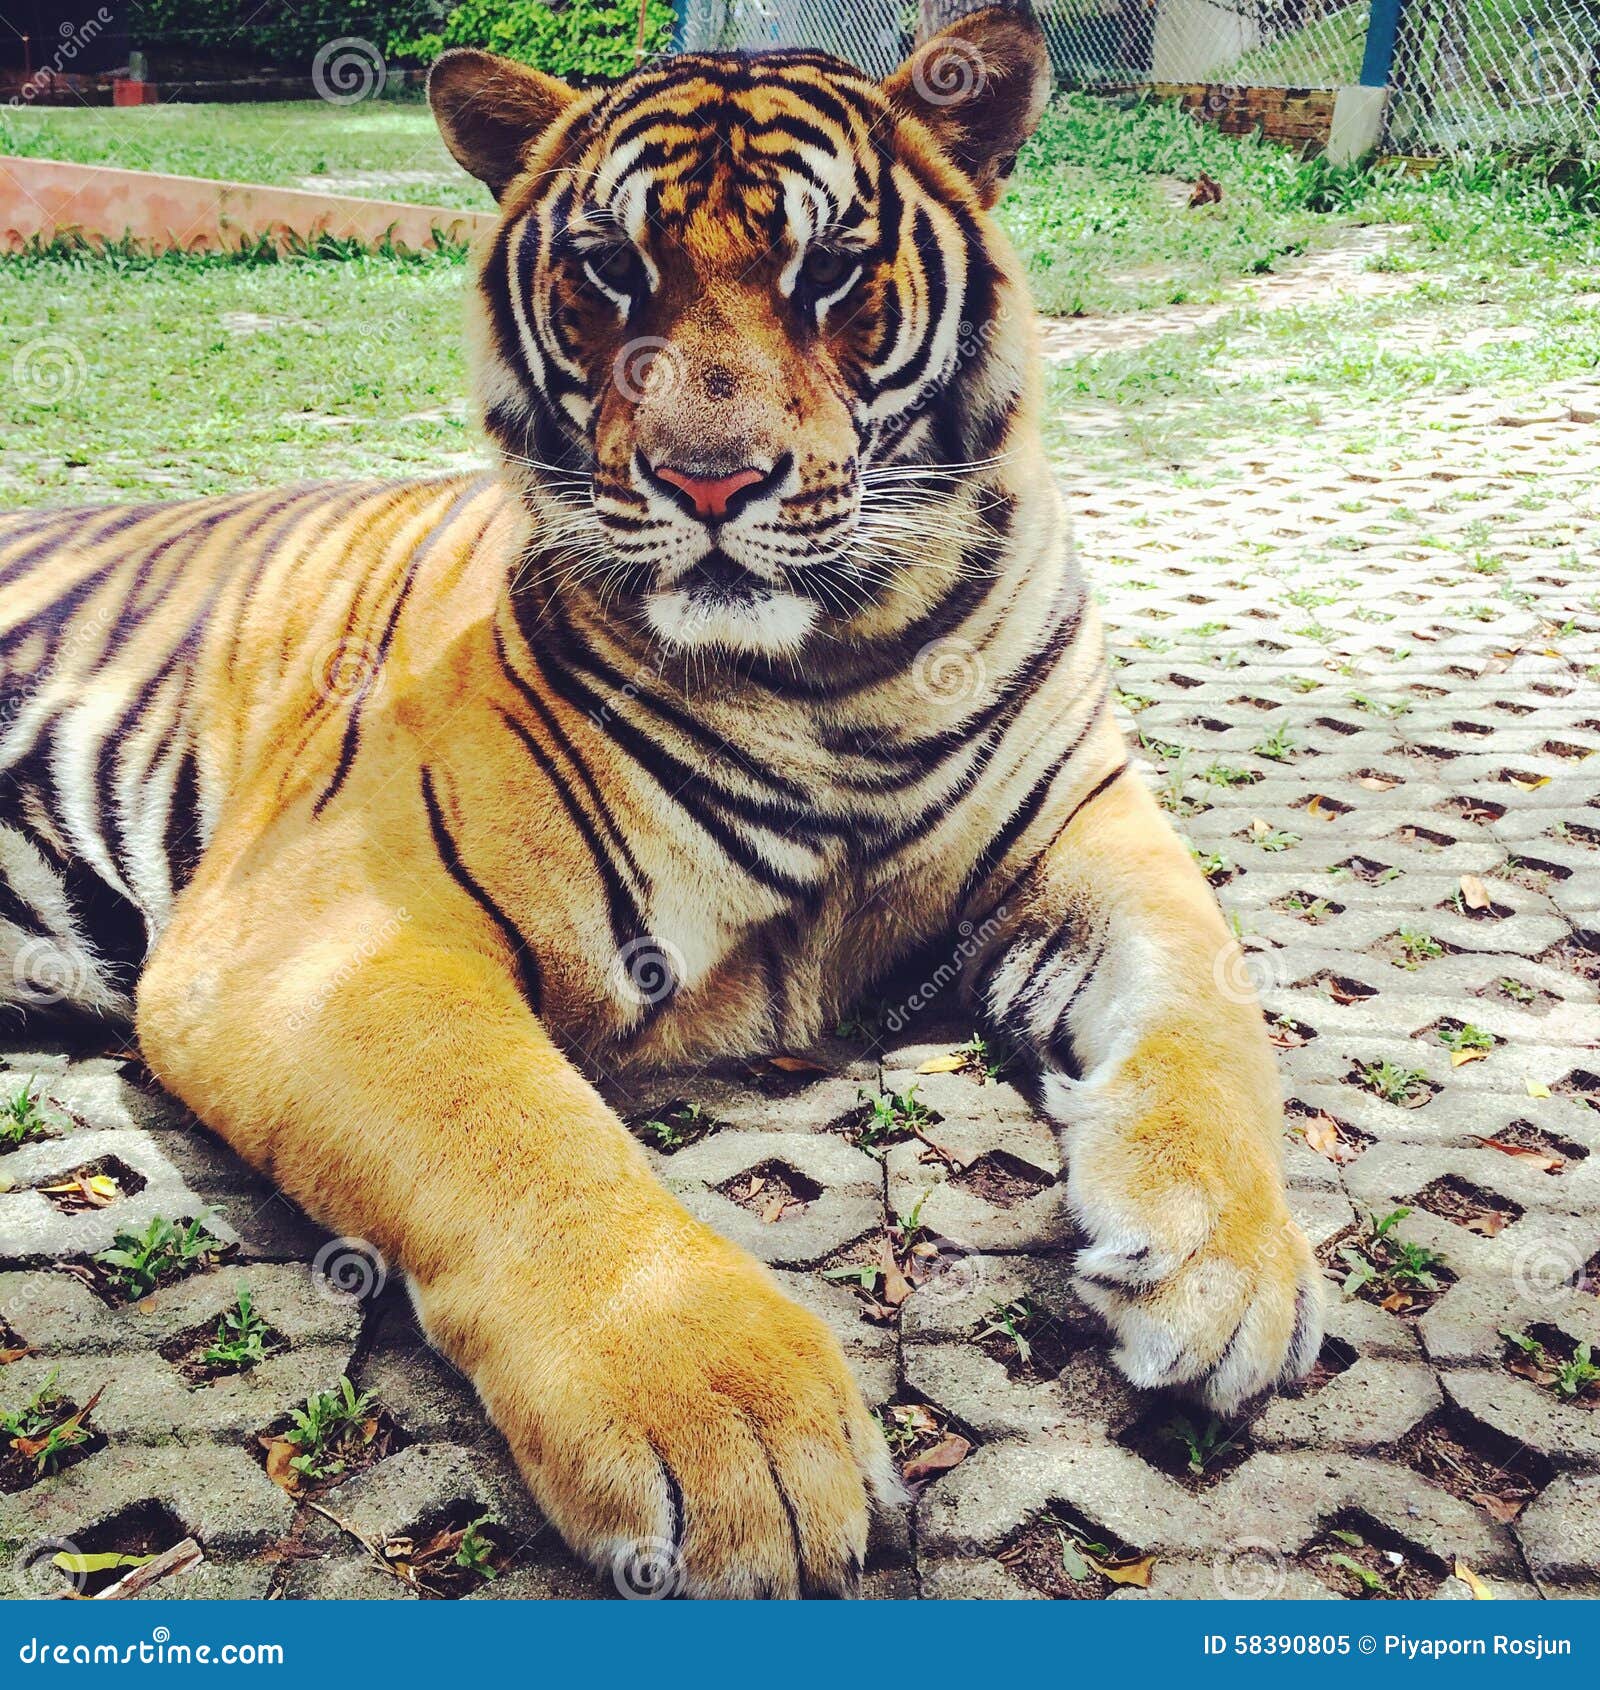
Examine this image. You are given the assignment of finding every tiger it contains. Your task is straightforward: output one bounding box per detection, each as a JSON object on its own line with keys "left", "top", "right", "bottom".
{"left": 0, "top": 7, "right": 1321, "bottom": 1597}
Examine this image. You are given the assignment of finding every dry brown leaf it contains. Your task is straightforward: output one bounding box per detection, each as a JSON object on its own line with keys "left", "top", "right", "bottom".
{"left": 746, "top": 1175, "right": 766, "bottom": 1198}
{"left": 1249, "top": 816, "right": 1273, "bottom": 839}
{"left": 1089, "top": 1552, "right": 1157, "bottom": 1588}
{"left": 1450, "top": 1047, "right": 1487, "bottom": 1067}
{"left": 1301, "top": 1112, "right": 1358, "bottom": 1165}
{"left": 767, "top": 1055, "right": 828, "bottom": 1075}
{"left": 1476, "top": 1136, "right": 1563, "bottom": 1174}
{"left": 901, "top": 1433, "right": 971, "bottom": 1483}
{"left": 916, "top": 1053, "right": 969, "bottom": 1075}
{"left": 760, "top": 1195, "right": 788, "bottom": 1225}
{"left": 1507, "top": 775, "right": 1550, "bottom": 792}
{"left": 1453, "top": 1558, "right": 1494, "bottom": 1600}
{"left": 261, "top": 1436, "right": 300, "bottom": 1492}
{"left": 881, "top": 1246, "right": 913, "bottom": 1309}
{"left": 1459, "top": 873, "right": 1491, "bottom": 910}
{"left": 0, "top": 1347, "right": 30, "bottom": 1365}
{"left": 1269, "top": 1023, "right": 1307, "bottom": 1050}
{"left": 1379, "top": 1290, "right": 1414, "bottom": 1313}
{"left": 1356, "top": 775, "right": 1398, "bottom": 791}
{"left": 1307, "top": 795, "right": 1334, "bottom": 820}
{"left": 1464, "top": 1211, "right": 1510, "bottom": 1238}
{"left": 1473, "top": 1494, "right": 1526, "bottom": 1525}
{"left": 1328, "top": 980, "right": 1368, "bottom": 1004}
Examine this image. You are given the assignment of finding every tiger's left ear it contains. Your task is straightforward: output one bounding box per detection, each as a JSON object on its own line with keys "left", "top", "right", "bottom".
{"left": 883, "top": 6, "right": 1051, "bottom": 206}
{"left": 429, "top": 49, "right": 581, "bottom": 202}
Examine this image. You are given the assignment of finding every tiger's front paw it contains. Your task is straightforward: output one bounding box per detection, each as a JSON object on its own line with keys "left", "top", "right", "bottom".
{"left": 1046, "top": 1067, "right": 1324, "bottom": 1414}
{"left": 456, "top": 1225, "right": 900, "bottom": 1598}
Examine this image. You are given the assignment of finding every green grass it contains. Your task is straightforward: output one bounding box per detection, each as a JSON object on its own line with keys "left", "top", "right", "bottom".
{"left": 4, "top": 91, "right": 1600, "bottom": 509}
{"left": 0, "top": 97, "right": 490, "bottom": 212}
{"left": 0, "top": 242, "right": 473, "bottom": 509}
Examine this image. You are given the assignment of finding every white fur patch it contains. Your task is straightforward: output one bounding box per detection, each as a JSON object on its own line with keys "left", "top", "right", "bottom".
{"left": 644, "top": 587, "right": 817, "bottom": 655}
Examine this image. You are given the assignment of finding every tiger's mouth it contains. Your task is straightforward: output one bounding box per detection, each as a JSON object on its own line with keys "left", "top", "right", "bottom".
{"left": 642, "top": 546, "right": 820, "bottom": 655}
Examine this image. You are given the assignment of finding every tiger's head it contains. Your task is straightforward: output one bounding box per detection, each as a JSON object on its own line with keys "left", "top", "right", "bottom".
{"left": 430, "top": 7, "right": 1050, "bottom": 657}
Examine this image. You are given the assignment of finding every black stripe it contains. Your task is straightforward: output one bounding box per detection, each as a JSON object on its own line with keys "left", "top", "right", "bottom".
{"left": 419, "top": 766, "right": 542, "bottom": 1013}
{"left": 314, "top": 487, "right": 490, "bottom": 817}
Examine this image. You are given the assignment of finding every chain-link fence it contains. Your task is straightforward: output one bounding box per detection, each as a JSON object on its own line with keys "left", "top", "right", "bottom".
{"left": 676, "top": 1, "right": 1600, "bottom": 159}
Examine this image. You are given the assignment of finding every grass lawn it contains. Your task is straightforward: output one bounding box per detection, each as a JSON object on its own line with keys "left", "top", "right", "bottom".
{"left": 3, "top": 93, "right": 1599, "bottom": 509}
{"left": 0, "top": 96, "right": 490, "bottom": 211}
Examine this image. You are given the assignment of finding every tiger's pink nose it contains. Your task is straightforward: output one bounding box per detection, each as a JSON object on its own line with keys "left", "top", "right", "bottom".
{"left": 652, "top": 464, "right": 766, "bottom": 520}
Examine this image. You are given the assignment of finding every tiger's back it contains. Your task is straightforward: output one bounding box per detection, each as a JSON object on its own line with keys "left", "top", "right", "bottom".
{"left": 0, "top": 478, "right": 518, "bottom": 1017}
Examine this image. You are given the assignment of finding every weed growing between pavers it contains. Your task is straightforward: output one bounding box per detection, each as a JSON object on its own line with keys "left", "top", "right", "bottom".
{"left": 1115, "top": 1402, "right": 1254, "bottom": 1491}
{"left": 80, "top": 1214, "right": 229, "bottom": 1304}
{"left": 843, "top": 1085, "right": 939, "bottom": 1157}
{"left": 1323, "top": 1208, "right": 1457, "bottom": 1317}
{"left": 1501, "top": 1325, "right": 1600, "bottom": 1407}
{"left": 1303, "top": 1512, "right": 1445, "bottom": 1600}
{"left": 973, "top": 1296, "right": 1080, "bottom": 1382}
{"left": 378, "top": 1503, "right": 508, "bottom": 1597}
{"left": 255, "top": 1376, "right": 405, "bottom": 1493}
{"left": 0, "top": 1078, "right": 61, "bottom": 1153}
{"left": 1391, "top": 1409, "right": 1552, "bottom": 1523}
{"left": 874, "top": 1398, "right": 978, "bottom": 1492}
{"left": 159, "top": 1285, "right": 289, "bottom": 1388}
{"left": 626, "top": 1099, "right": 722, "bottom": 1154}
{"left": 0, "top": 1369, "right": 104, "bottom": 1491}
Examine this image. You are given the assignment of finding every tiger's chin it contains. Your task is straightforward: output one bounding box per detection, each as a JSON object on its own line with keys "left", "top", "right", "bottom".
{"left": 643, "top": 580, "right": 818, "bottom": 656}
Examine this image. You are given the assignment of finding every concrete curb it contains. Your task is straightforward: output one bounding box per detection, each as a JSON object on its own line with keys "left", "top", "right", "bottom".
{"left": 0, "top": 155, "right": 493, "bottom": 254}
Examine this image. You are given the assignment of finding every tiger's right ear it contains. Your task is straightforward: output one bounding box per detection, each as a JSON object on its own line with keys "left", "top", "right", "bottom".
{"left": 428, "top": 49, "right": 581, "bottom": 202}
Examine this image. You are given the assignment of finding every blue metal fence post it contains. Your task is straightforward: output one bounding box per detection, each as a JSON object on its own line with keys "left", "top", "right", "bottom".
{"left": 1359, "top": 0, "right": 1408, "bottom": 89}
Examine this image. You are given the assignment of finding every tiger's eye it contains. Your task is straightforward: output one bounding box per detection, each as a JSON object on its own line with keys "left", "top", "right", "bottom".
{"left": 591, "top": 246, "right": 640, "bottom": 287}
{"left": 802, "top": 247, "right": 852, "bottom": 289}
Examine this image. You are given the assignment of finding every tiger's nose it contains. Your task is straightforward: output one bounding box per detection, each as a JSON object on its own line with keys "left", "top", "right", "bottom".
{"left": 649, "top": 462, "right": 769, "bottom": 521}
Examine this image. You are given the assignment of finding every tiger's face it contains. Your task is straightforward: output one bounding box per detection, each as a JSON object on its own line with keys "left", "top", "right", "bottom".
{"left": 431, "top": 8, "right": 1050, "bottom": 656}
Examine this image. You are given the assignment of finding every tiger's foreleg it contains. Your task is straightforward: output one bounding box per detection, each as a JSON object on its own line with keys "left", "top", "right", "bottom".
{"left": 137, "top": 872, "right": 895, "bottom": 1598}
{"left": 968, "top": 770, "right": 1323, "bottom": 1410}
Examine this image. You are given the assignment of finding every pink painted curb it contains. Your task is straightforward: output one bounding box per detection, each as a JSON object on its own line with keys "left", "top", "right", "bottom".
{"left": 0, "top": 155, "right": 495, "bottom": 253}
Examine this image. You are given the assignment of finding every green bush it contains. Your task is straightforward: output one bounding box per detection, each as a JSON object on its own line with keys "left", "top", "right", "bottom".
{"left": 390, "top": 0, "right": 676, "bottom": 80}
{"left": 129, "top": 1, "right": 438, "bottom": 65}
